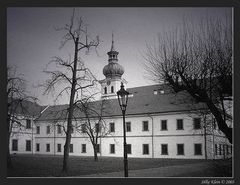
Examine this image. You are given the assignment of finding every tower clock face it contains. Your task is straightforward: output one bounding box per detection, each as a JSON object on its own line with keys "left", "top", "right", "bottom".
{"left": 107, "top": 80, "right": 111, "bottom": 86}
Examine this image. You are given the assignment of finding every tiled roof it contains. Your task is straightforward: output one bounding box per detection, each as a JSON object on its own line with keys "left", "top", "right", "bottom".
{"left": 9, "top": 99, "right": 46, "bottom": 117}
{"left": 36, "top": 84, "right": 207, "bottom": 121}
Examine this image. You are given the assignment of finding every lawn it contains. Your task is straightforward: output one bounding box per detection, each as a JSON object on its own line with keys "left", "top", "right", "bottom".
{"left": 7, "top": 154, "right": 232, "bottom": 177}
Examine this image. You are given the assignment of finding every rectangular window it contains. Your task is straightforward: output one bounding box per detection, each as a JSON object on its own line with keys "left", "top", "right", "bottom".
{"left": 26, "top": 140, "right": 31, "bottom": 151}
{"left": 111, "top": 86, "right": 114, "bottom": 93}
{"left": 126, "top": 122, "right": 131, "bottom": 132}
{"left": 110, "top": 144, "right": 115, "bottom": 154}
{"left": 70, "top": 144, "right": 73, "bottom": 153}
{"left": 95, "top": 123, "right": 100, "bottom": 133}
{"left": 223, "top": 145, "right": 226, "bottom": 156}
{"left": 46, "top": 126, "right": 50, "bottom": 134}
{"left": 36, "top": 143, "right": 40, "bottom": 152}
{"left": 96, "top": 144, "right": 100, "bottom": 153}
{"left": 193, "top": 118, "right": 201, "bottom": 129}
{"left": 143, "top": 144, "right": 149, "bottom": 155}
{"left": 177, "top": 144, "right": 184, "bottom": 155}
{"left": 176, "top": 119, "right": 184, "bottom": 130}
{"left": 215, "top": 144, "right": 218, "bottom": 155}
{"left": 70, "top": 127, "right": 74, "bottom": 134}
{"left": 57, "top": 125, "right": 62, "bottom": 134}
{"left": 110, "top": 122, "right": 115, "bottom": 132}
{"left": 81, "top": 124, "right": 86, "bottom": 133}
{"left": 46, "top": 143, "right": 50, "bottom": 152}
{"left": 142, "top": 121, "right": 149, "bottom": 131}
{"left": 126, "top": 144, "right": 132, "bottom": 154}
{"left": 81, "top": 144, "right": 86, "bottom": 153}
{"left": 104, "top": 87, "right": 107, "bottom": 94}
{"left": 12, "top": 139, "right": 18, "bottom": 151}
{"left": 36, "top": 126, "right": 40, "bottom": 134}
{"left": 161, "top": 144, "right": 168, "bottom": 155}
{"left": 219, "top": 144, "right": 222, "bottom": 155}
{"left": 26, "top": 119, "right": 31, "bottom": 129}
{"left": 57, "top": 144, "right": 61, "bottom": 152}
{"left": 161, "top": 120, "right": 167, "bottom": 130}
{"left": 194, "top": 144, "right": 202, "bottom": 155}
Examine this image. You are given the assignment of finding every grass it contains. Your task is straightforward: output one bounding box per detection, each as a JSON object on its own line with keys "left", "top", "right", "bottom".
{"left": 7, "top": 154, "right": 232, "bottom": 177}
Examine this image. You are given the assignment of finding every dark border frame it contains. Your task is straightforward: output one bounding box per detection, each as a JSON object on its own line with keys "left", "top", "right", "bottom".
{"left": 1, "top": 0, "right": 239, "bottom": 185}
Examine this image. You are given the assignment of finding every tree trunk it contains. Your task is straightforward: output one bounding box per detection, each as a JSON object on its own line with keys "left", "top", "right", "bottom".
{"left": 206, "top": 100, "right": 232, "bottom": 144}
{"left": 203, "top": 118, "right": 207, "bottom": 160}
{"left": 7, "top": 117, "right": 12, "bottom": 169}
{"left": 62, "top": 37, "right": 79, "bottom": 174}
{"left": 7, "top": 133, "right": 12, "bottom": 169}
{"left": 93, "top": 145, "right": 98, "bottom": 162}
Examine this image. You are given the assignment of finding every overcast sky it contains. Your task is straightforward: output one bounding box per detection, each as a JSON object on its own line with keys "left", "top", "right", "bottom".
{"left": 7, "top": 7, "right": 232, "bottom": 106}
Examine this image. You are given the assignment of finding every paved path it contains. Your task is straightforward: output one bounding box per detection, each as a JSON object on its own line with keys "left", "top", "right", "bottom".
{"left": 79, "top": 162, "right": 213, "bottom": 177}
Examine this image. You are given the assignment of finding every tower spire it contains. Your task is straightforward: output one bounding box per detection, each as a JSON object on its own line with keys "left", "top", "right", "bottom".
{"left": 111, "top": 32, "right": 115, "bottom": 51}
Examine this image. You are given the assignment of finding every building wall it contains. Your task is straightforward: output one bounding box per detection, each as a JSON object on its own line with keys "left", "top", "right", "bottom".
{"left": 10, "top": 112, "right": 232, "bottom": 159}
{"left": 10, "top": 116, "right": 35, "bottom": 154}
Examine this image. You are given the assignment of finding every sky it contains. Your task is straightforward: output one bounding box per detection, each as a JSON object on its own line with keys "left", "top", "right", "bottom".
{"left": 7, "top": 7, "right": 232, "bottom": 106}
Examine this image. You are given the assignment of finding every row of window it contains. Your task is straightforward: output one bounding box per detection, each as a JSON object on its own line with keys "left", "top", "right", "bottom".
{"left": 215, "top": 144, "right": 232, "bottom": 156}
{"left": 104, "top": 86, "right": 114, "bottom": 94}
{"left": 35, "top": 118, "right": 203, "bottom": 135}
{"left": 11, "top": 139, "right": 203, "bottom": 155}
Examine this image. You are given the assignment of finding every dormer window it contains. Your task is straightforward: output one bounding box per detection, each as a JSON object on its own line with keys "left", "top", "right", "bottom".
{"left": 111, "top": 86, "right": 114, "bottom": 93}
{"left": 104, "top": 87, "right": 107, "bottom": 94}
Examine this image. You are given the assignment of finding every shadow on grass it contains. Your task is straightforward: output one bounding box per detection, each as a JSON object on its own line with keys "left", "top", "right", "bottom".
{"left": 7, "top": 154, "right": 232, "bottom": 177}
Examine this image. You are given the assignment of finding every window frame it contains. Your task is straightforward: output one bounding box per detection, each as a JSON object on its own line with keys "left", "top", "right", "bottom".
{"left": 26, "top": 140, "right": 31, "bottom": 151}
{"left": 143, "top": 144, "right": 149, "bottom": 155}
{"left": 126, "top": 144, "right": 132, "bottom": 154}
{"left": 109, "top": 122, "right": 115, "bottom": 132}
{"left": 70, "top": 144, "right": 74, "bottom": 153}
{"left": 161, "top": 144, "right": 168, "bottom": 155}
{"left": 193, "top": 118, "right": 201, "bottom": 129}
{"left": 36, "top": 126, "right": 40, "bottom": 134}
{"left": 176, "top": 119, "right": 184, "bottom": 130}
{"left": 57, "top": 125, "right": 62, "bottom": 134}
{"left": 46, "top": 125, "right": 50, "bottom": 134}
{"left": 161, "top": 120, "right": 168, "bottom": 131}
{"left": 81, "top": 144, "right": 86, "bottom": 153}
{"left": 142, "top": 121, "right": 149, "bottom": 131}
{"left": 110, "top": 144, "right": 115, "bottom": 154}
{"left": 177, "top": 144, "right": 184, "bottom": 155}
{"left": 96, "top": 144, "right": 100, "bottom": 153}
{"left": 26, "top": 119, "right": 31, "bottom": 129}
{"left": 12, "top": 139, "right": 18, "bottom": 151}
{"left": 57, "top": 143, "right": 61, "bottom": 152}
{"left": 36, "top": 143, "right": 40, "bottom": 152}
{"left": 126, "top": 122, "right": 131, "bottom": 132}
{"left": 194, "top": 143, "right": 202, "bottom": 155}
{"left": 46, "top": 143, "right": 50, "bottom": 152}
{"left": 104, "top": 87, "right": 107, "bottom": 94}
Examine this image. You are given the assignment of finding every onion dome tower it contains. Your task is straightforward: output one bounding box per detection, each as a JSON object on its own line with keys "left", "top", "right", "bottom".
{"left": 100, "top": 34, "right": 127, "bottom": 99}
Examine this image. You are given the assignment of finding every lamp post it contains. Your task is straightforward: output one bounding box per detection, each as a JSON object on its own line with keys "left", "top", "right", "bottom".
{"left": 117, "top": 82, "right": 129, "bottom": 177}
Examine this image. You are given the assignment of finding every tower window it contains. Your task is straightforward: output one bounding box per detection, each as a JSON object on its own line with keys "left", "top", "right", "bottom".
{"left": 111, "top": 86, "right": 114, "bottom": 93}
{"left": 104, "top": 87, "right": 107, "bottom": 94}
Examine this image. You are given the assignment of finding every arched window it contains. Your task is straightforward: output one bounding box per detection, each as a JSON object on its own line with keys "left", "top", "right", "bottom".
{"left": 104, "top": 87, "right": 107, "bottom": 94}
{"left": 111, "top": 86, "right": 114, "bottom": 93}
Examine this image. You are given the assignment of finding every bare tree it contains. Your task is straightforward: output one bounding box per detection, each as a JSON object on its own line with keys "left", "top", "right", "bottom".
{"left": 75, "top": 96, "right": 111, "bottom": 161}
{"left": 7, "top": 67, "right": 37, "bottom": 168}
{"left": 43, "top": 9, "right": 99, "bottom": 174}
{"left": 144, "top": 15, "right": 233, "bottom": 143}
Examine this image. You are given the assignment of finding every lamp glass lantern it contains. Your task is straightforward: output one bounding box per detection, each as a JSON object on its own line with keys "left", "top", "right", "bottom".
{"left": 117, "top": 82, "right": 129, "bottom": 112}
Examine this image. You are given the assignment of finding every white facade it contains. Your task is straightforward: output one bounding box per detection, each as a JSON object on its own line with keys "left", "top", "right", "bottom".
{"left": 10, "top": 111, "right": 232, "bottom": 160}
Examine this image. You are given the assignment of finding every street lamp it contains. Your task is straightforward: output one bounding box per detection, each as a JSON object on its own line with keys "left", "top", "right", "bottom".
{"left": 117, "top": 82, "right": 129, "bottom": 177}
